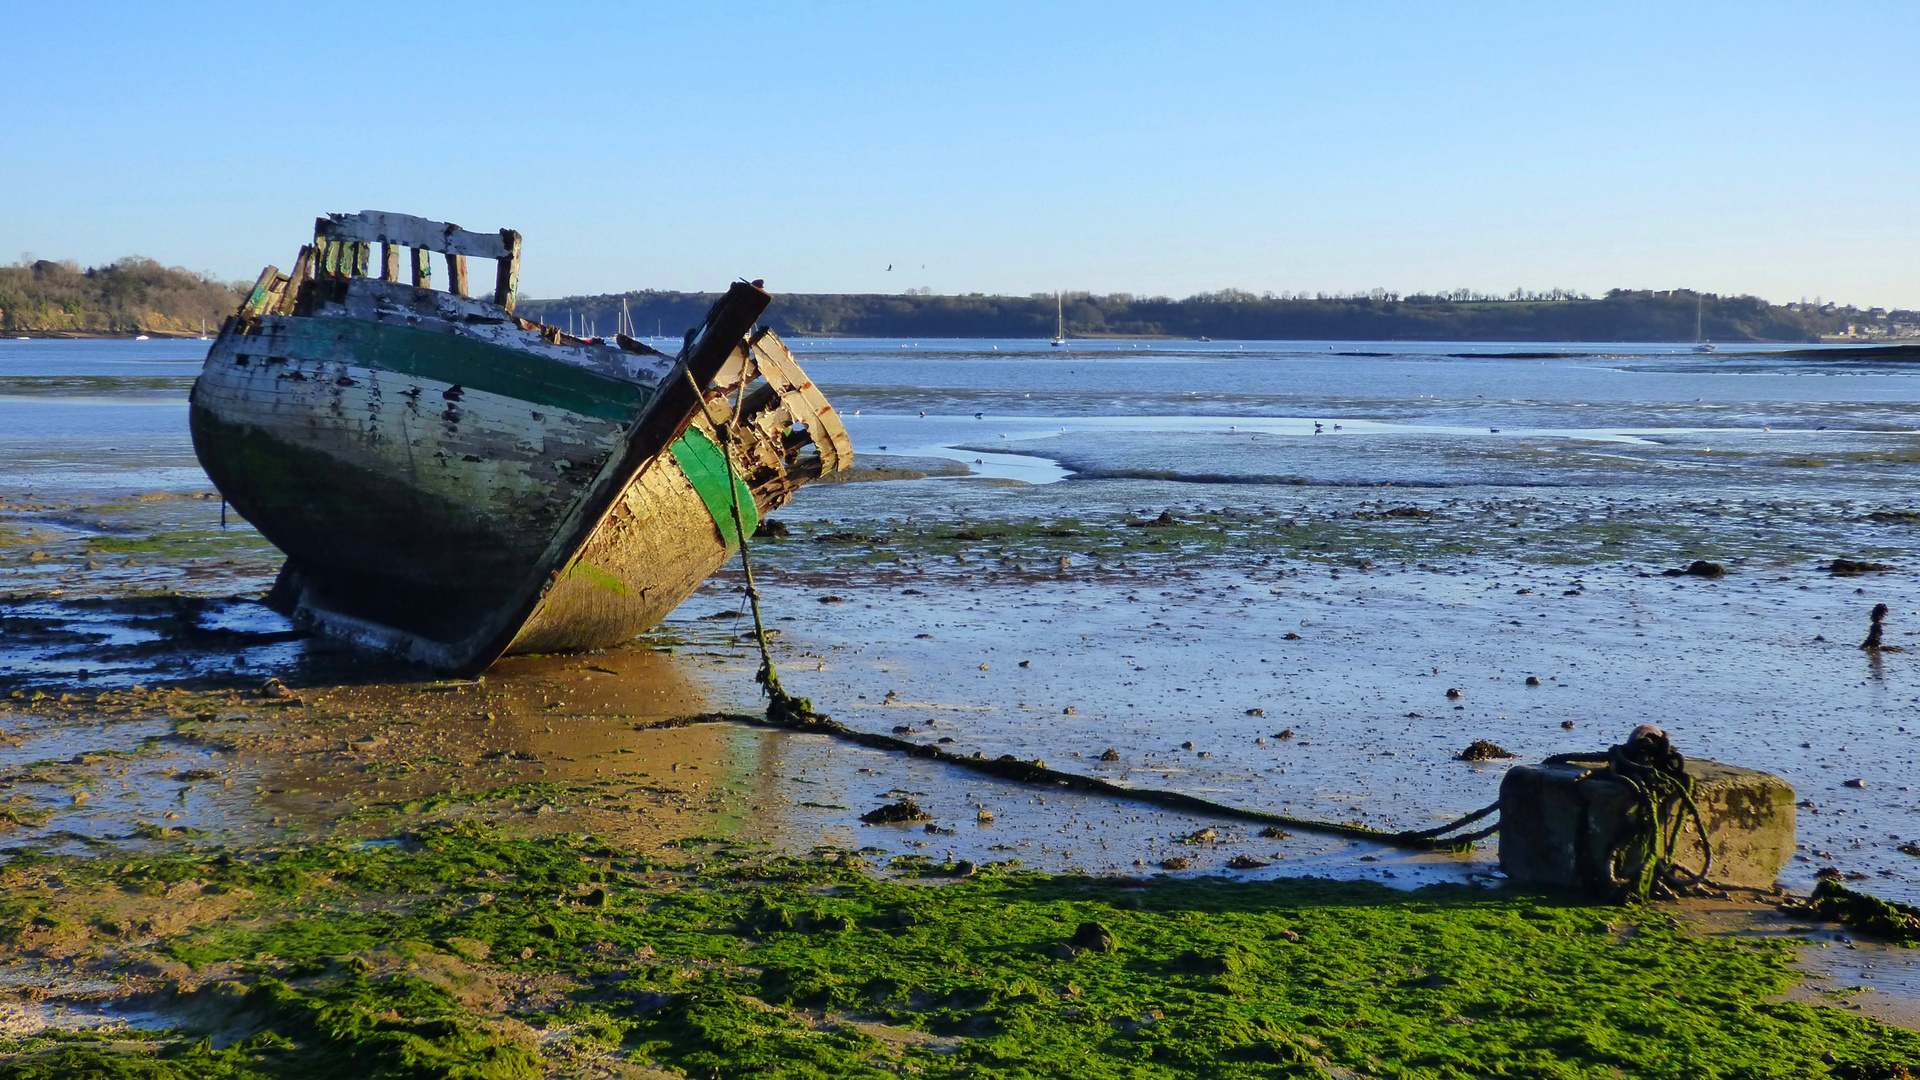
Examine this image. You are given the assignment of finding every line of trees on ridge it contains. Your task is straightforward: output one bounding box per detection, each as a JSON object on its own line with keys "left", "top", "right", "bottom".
{"left": 524, "top": 287, "right": 1905, "bottom": 343}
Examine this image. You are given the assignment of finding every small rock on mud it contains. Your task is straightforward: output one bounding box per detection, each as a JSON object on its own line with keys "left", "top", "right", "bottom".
{"left": 860, "top": 799, "right": 931, "bottom": 825}
{"left": 1457, "top": 739, "right": 1516, "bottom": 762}
{"left": 1069, "top": 922, "right": 1118, "bottom": 953}
{"left": 1663, "top": 560, "right": 1726, "bottom": 578}
{"left": 1830, "top": 558, "right": 1893, "bottom": 576}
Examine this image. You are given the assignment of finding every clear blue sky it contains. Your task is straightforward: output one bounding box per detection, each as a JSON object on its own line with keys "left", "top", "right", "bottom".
{"left": 5, "top": 2, "right": 1916, "bottom": 307}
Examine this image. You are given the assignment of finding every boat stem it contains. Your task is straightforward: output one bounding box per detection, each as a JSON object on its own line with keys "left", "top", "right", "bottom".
{"left": 683, "top": 363, "right": 807, "bottom": 719}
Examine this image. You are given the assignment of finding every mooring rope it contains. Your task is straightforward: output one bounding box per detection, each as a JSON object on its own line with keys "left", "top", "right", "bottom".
{"left": 682, "top": 360, "right": 1500, "bottom": 851}
{"left": 686, "top": 364, "right": 794, "bottom": 710}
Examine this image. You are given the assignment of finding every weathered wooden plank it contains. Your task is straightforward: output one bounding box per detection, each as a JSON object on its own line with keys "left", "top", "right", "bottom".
{"left": 257, "top": 315, "right": 652, "bottom": 422}
{"left": 278, "top": 247, "right": 314, "bottom": 315}
{"left": 351, "top": 242, "right": 371, "bottom": 278}
{"left": 316, "top": 278, "right": 677, "bottom": 386}
{"left": 494, "top": 229, "right": 521, "bottom": 313}
{"left": 505, "top": 454, "right": 725, "bottom": 654}
{"left": 750, "top": 329, "right": 854, "bottom": 473}
{"left": 380, "top": 243, "right": 400, "bottom": 282}
{"left": 411, "top": 248, "right": 433, "bottom": 288}
{"left": 238, "top": 265, "right": 283, "bottom": 319}
{"left": 447, "top": 254, "right": 469, "bottom": 297}
{"left": 320, "top": 239, "right": 361, "bottom": 279}
{"left": 316, "top": 211, "right": 512, "bottom": 260}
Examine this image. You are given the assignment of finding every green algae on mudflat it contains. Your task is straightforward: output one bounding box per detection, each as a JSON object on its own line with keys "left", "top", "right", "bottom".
{"left": 86, "top": 529, "right": 275, "bottom": 559}
{"left": 0, "top": 827, "right": 1915, "bottom": 1079}
{"left": 755, "top": 506, "right": 1860, "bottom": 577}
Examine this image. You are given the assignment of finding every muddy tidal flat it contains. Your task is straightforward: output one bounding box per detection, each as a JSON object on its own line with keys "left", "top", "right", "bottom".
{"left": 0, "top": 336, "right": 1918, "bottom": 1077}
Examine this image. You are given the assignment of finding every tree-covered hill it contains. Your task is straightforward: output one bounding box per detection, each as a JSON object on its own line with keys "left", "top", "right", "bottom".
{"left": 0, "top": 257, "right": 246, "bottom": 336}
{"left": 522, "top": 287, "right": 1915, "bottom": 344}
{"left": 6, "top": 252, "right": 1913, "bottom": 345}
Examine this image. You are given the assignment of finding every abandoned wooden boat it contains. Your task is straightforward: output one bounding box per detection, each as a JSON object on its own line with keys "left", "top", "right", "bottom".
{"left": 190, "top": 211, "right": 850, "bottom": 674}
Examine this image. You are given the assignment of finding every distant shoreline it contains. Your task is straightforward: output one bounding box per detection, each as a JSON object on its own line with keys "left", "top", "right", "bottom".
{"left": 520, "top": 288, "right": 1920, "bottom": 346}
{"left": 10, "top": 329, "right": 1920, "bottom": 358}
{"left": 5, "top": 330, "right": 211, "bottom": 340}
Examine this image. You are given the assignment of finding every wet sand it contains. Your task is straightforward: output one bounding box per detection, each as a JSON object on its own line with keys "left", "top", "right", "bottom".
{"left": 3, "top": 449, "right": 1916, "bottom": 894}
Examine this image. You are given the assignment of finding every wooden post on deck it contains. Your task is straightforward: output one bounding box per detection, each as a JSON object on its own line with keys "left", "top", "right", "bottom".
{"left": 411, "top": 248, "right": 433, "bottom": 288}
{"left": 380, "top": 243, "right": 400, "bottom": 282}
{"left": 494, "top": 230, "right": 521, "bottom": 313}
{"left": 447, "top": 253, "right": 469, "bottom": 297}
{"left": 279, "top": 246, "right": 314, "bottom": 314}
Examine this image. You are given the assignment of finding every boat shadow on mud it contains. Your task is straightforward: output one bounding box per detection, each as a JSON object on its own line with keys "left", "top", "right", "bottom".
{"left": 0, "top": 593, "right": 431, "bottom": 695}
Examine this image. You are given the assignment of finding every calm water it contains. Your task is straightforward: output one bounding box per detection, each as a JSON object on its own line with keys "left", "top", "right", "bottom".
{"left": 9, "top": 335, "right": 1920, "bottom": 496}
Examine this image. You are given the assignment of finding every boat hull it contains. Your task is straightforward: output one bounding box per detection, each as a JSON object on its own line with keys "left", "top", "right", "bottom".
{"left": 191, "top": 271, "right": 847, "bottom": 671}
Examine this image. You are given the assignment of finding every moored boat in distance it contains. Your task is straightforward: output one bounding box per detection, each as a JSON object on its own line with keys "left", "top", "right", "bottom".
{"left": 1692, "top": 296, "right": 1715, "bottom": 352}
{"left": 190, "top": 210, "right": 851, "bottom": 674}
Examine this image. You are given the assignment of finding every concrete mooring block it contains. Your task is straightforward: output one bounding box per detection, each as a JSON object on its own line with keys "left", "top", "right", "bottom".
{"left": 1499, "top": 758, "right": 1795, "bottom": 895}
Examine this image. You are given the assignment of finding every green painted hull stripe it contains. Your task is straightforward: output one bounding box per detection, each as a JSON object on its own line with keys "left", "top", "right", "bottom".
{"left": 276, "top": 317, "right": 652, "bottom": 422}
{"left": 669, "top": 427, "right": 758, "bottom": 549}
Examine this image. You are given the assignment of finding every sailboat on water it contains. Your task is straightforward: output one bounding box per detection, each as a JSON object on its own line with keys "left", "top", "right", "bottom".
{"left": 1050, "top": 291, "right": 1066, "bottom": 347}
{"left": 1692, "top": 296, "right": 1716, "bottom": 353}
